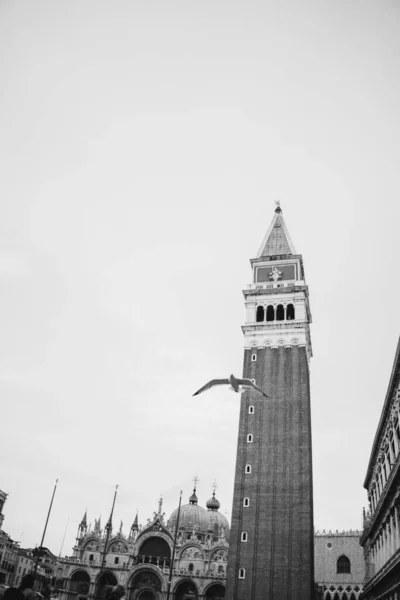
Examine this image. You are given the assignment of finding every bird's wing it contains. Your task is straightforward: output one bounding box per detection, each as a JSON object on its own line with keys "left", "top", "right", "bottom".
{"left": 237, "top": 378, "right": 269, "bottom": 398}
{"left": 193, "top": 379, "right": 230, "bottom": 396}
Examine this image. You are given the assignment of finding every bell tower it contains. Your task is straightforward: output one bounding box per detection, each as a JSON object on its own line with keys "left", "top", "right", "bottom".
{"left": 225, "top": 204, "right": 315, "bottom": 599}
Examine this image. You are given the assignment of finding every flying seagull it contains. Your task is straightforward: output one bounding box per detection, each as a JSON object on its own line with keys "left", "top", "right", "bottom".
{"left": 193, "top": 374, "right": 268, "bottom": 398}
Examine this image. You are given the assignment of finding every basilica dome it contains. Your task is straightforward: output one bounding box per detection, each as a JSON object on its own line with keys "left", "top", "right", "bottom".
{"left": 167, "top": 489, "right": 210, "bottom": 536}
{"left": 167, "top": 488, "right": 230, "bottom": 541}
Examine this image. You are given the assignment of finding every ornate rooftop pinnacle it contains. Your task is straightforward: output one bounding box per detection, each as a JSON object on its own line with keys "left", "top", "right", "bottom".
{"left": 79, "top": 509, "right": 88, "bottom": 530}
{"left": 131, "top": 511, "right": 138, "bottom": 531}
{"left": 189, "top": 487, "right": 198, "bottom": 505}
{"left": 206, "top": 491, "right": 220, "bottom": 511}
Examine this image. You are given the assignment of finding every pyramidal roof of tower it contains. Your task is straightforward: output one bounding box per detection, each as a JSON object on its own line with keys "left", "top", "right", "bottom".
{"left": 256, "top": 204, "right": 296, "bottom": 258}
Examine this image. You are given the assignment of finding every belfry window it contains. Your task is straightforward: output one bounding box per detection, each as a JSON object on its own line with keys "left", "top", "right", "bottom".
{"left": 243, "top": 497, "right": 250, "bottom": 507}
{"left": 256, "top": 306, "right": 265, "bottom": 322}
{"left": 241, "top": 531, "right": 248, "bottom": 542}
{"left": 276, "top": 304, "right": 284, "bottom": 321}
{"left": 286, "top": 303, "right": 295, "bottom": 320}
{"left": 238, "top": 568, "right": 246, "bottom": 579}
{"left": 266, "top": 305, "right": 274, "bottom": 321}
{"left": 249, "top": 405, "right": 254, "bottom": 414}
{"left": 245, "top": 464, "right": 251, "bottom": 474}
{"left": 337, "top": 555, "right": 351, "bottom": 574}
{"left": 247, "top": 434, "right": 253, "bottom": 443}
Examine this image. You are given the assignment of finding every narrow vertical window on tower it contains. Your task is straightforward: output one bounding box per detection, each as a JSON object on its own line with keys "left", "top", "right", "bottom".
{"left": 251, "top": 353, "right": 257, "bottom": 361}
{"left": 249, "top": 405, "right": 254, "bottom": 414}
{"left": 266, "top": 305, "right": 275, "bottom": 321}
{"left": 256, "top": 306, "right": 265, "bottom": 322}
{"left": 245, "top": 464, "right": 251, "bottom": 474}
{"left": 243, "top": 497, "right": 250, "bottom": 507}
{"left": 247, "top": 434, "right": 253, "bottom": 443}
{"left": 276, "top": 304, "right": 284, "bottom": 320}
{"left": 286, "top": 303, "right": 295, "bottom": 320}
{"left": 241, "top": 531, "right": 248, "bottom": 542}
{"left": 238, "top": 568, "right": 246, "bottom": 579}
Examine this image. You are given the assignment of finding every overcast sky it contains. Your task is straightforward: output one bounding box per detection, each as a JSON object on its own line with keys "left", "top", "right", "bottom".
{"left": 1, "top": 0, "right": 400, "bottom": 556}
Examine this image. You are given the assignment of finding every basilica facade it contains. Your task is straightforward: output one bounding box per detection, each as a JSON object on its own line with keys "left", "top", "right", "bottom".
{"left": 56, "top": 488, "right": 229, "bottom": 600}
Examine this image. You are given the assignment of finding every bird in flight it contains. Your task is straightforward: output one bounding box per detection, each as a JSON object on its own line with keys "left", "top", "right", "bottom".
{"left": 193, "top": 374, "right": 268, "bottom": 398}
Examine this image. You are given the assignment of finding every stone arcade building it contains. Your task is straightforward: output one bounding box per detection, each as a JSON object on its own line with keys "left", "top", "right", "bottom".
{"left": 360, "top": 338, "right": 400, "bottom": 600}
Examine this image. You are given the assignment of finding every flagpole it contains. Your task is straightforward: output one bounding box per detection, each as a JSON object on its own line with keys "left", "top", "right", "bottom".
{"left": 34, "top": 479, "right": 58, "bottom": 576}
{"left": 99, "top": 485, "right": 119, "bottom": 577}
{"left": 59, "top": 517, "right": 69, "bottom": 557}
{"left": 166, "top": 490, "right": 182, "bottom": 600}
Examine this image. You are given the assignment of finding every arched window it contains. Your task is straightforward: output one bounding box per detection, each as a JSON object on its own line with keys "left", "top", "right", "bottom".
{"left": 188, "top": 563, "right": 194, "bottom": 573}
{"left": 89, "top": 554, "right": 94, "bottom": 562}
{"left": 247, "top": 434, "right": 253, "bottom": 443}
{"left": 217, "top": 565, "right": 224, "bottom": 574}
{"left": 266, "top": 305, "right": 274, "bottom": 321}
{"left": 248, "top": 406, "right": 254, "bottom": 414}
{"left": 243, "top": 497, "right": 250, "bottom": 507}
{"left": 286, "top": 303, "right": 295, "bottom": 320}
{"left": 114, "top": 557, "right": 119, "bottom": 565}
{"left": 251, "top": 353, "right": 257, "bottom": 361}
{"left": 238, "top": 568, "right": 245, "bottom": 579}
{"left": 256, "top": 306, "right": 265, "bottom": 322}
{"left": 276, "top": 304, "right": 284, "bottom": 321}
{"left": 245, "top": 465, "right": 251, "bottom": 474}
{"left": 241, "top": 531, "right": 248, "bottom": 542}
{"left": 337, "top": 555, "right": 351, "bottom": 573}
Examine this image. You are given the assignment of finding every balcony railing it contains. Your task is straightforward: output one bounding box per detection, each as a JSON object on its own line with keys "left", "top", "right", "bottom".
{"left": 245, "top": 280, "right": 302, "bottom": 291}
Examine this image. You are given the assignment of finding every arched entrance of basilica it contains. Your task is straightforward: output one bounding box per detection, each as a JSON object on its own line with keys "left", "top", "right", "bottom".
{"left": 137, "top": 592, "right": 156, "bottom": 600}
{"left": 128, "top": 570, "right": 161, "bottom": 600}
{"left": 174, "top": 581, "right": 198, "bottom": 599}
{"left": 204, "top": 584, "right": 225, "bottom": 599}
{"left": 95, "top": 572, "right": 118, "bottom": 600}
{"left": 69, "top": 570, "right": 90, "bottom": 600}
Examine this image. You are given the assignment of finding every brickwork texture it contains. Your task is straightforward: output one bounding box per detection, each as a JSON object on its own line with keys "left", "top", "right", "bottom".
{"left": 226, "top": 345, "right": 314, "bottom": 600}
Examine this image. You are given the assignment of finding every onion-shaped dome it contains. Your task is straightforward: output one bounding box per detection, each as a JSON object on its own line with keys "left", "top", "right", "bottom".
{"left": 167, "top": 489, "right": 209, "bottom": 536}
{"left": 206, "top": 491, "right": 220, "bottom": 511}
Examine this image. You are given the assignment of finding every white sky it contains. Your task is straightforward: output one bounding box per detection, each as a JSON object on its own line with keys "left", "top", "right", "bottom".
{"left": 1, "top": 0, "right": 400, "bottom": 556}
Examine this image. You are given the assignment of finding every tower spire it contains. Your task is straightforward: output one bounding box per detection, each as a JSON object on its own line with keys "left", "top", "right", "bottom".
{"left": 256, "top": 203, "right": 296, "bottom": 257}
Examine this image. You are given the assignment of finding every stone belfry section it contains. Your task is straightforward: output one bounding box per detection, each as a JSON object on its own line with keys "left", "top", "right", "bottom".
{"left": 226, "top": 205, "right": 315, "bottom": 600}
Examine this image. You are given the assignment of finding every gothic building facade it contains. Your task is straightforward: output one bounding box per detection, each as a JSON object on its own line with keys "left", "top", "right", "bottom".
{"left": 360, "top": 338, "right": 400, "bottom": 600}
{"left": 225, "top": 205, "right": 315, "bottom": 599}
